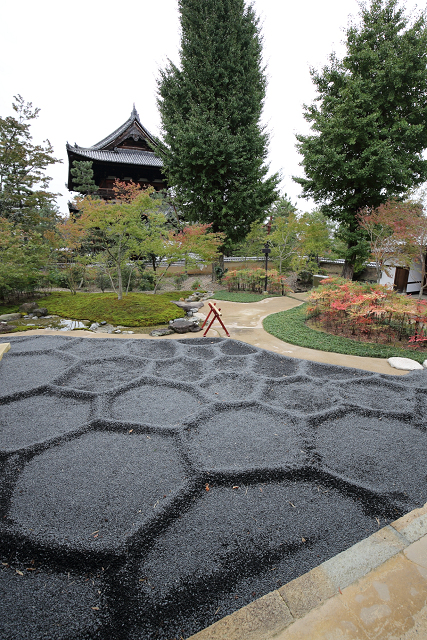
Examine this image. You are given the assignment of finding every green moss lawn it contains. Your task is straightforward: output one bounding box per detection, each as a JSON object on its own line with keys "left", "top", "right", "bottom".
{"left": 0, "top": 291, "right": 192, "bottom": 327}
{"left": 263, "top": 303, "right": 426, "bottom": 364}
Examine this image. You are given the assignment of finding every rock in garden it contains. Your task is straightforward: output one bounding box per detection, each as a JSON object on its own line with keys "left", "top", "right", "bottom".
{"left": 150, "top": 328, "right": 174, "bottom": 337}
{"left": 32, "top": 308, "right": 48, "bottom": 317}
{"left": 0, "top": 313, "right": 21, "bottom": 322}
{"left": 19, "top": 302, "right": 37, "bottom": 313}
{"left": 89, "top": 323, "right": 99, "bottom": 331}
{"left": 423, "top": 360, "right": 427, "bottom": 369}
{"left": 171, "top": 300, "right": 204, "bottom": 314}
{"left": 388, "top": 357, "right": 424, "bottom": 371}
{"left": 93, "top": 324, "right": 114, "bottom": 334}
{"left": 169, "top": 318, "right": 202, "bottom": 334}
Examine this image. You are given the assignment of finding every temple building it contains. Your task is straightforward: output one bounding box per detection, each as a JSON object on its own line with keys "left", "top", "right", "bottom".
{"left": 66, "top": 106, "right": 166, "bottom": 198}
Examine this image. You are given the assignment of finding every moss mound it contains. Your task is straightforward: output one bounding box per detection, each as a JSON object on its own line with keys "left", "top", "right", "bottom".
{"left": 30, "top": 291, "right": 193, "bottom": 327}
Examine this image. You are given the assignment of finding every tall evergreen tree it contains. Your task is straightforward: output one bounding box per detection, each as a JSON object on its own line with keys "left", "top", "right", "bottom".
{"left": 0, "top": 95, "right": 61, "bottom": 231}
{"left": 294, "top": 0, "right": 427, "bottom": 279}
{"left": 157, "top": 0, "right": 279, "bottom": 253}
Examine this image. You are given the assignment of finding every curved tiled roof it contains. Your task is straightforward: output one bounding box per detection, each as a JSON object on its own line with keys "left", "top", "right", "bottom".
{"left": 66, "top": 144, "right": 163, "bottom": 167}
{"left": 91, "top": 106, "right": 157, "bottom": 150}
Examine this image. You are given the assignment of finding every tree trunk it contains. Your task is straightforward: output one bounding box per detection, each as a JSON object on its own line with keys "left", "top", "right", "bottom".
{"left": 117, "top": 265, "right": 123, "bottom": 300}
{"left": 341, "top": 260, "right": 354, "bottom": 280}
{"left": 212, "top": 254, "right": 225, "bottom": 282}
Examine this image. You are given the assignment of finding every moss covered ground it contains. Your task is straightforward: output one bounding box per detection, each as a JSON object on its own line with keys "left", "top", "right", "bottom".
{"left": 0, "top": 292, "right": 192, "bottom": 327}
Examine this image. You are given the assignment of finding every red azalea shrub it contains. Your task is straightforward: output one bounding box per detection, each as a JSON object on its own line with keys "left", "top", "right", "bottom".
{"left": 307, "top": 278, "right": 427, "bottom": 348}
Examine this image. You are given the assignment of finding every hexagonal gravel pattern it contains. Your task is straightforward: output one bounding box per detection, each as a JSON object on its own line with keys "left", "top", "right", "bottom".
{"left": 0, "top": 335, "right": 426, "bottom": 640}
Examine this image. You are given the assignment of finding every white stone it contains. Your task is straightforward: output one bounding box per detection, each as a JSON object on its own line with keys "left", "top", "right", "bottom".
{"left": 388, "top": 357, "right": 424, "bottom": 371}
{"left": 423, "top": 360, "right": 427, "bottom": 369}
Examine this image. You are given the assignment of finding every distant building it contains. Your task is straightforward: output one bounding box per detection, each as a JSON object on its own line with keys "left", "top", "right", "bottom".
{"left": 66, "top": 105, "right": 166, "bottom": 199}
{"left": 380, "top": 259, "right": 427, "bottom": 296}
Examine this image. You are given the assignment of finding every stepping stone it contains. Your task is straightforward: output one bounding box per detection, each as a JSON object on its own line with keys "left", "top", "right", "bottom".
{"left": 388, "top": 357, "right": 424, "bottom": 371}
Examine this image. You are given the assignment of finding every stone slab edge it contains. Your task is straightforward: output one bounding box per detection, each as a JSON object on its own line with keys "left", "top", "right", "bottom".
{"left": 186, "top": 502, "right": 427, "bottom": 640}
{"left": 0, "top": 342, "right": 11, "bottom": 361}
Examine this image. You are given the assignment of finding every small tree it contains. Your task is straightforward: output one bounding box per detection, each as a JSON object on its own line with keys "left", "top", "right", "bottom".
{"left": 150, "top": 223, "right": 225, "bottom": 293}
{"left": 61, "top": 181, "right": 225, "bottom": 298}
{"left": 357, "top": 200, "right": 409, "bottom": 283}
{"left": 0, "top": 217, "right": 49, "bottom": 300}
{"left": 70, "top": 161, "right": 99, "bottom": 196}
{"left": 62, "top": 184, "right": 164, "bottom": 300}
{"left": 269, "top": 212, "right": 304, "bottom": 275}
{"left": 299, "top": 210, "right": 333, "bottom": 267}
{"left": 394, "top": 200, "right": 427, "bottom": 299}
{"left": 358, "top": 198, "right": 427, "bottom": 295}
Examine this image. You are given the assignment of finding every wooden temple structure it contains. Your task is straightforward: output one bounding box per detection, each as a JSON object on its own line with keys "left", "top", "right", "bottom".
{"left": 66, "top": 106, "right": 166, "bottom": 198}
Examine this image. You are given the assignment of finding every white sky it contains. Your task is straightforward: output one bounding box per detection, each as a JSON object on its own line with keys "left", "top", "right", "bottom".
{"left": 1, "top": 0, "right": 425, "bottom": 216}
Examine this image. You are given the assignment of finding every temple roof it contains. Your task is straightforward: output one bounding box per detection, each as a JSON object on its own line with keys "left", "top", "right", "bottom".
{"left": 67, "top": 145, "right": 162, "bottom": 167}
{"left": 66, "top": 105, "right": 162, "bottom": 168}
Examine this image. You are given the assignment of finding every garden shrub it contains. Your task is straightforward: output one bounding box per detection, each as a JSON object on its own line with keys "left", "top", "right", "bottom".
{"left": 173, "top": 272, "right": 188, "bottom": 290}
{"left": 307, "top": 278, "right": 427, "bottom": 348}
{"left": 224, "top": 268, "right": 292, "bottom": 296}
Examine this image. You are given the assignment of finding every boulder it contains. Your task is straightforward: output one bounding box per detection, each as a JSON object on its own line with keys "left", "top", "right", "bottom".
{"left": 171, "top": 300, "right": 204, "bottom": 314}
{"left": 32, "top": 308, "right": 48, "bottom": 318}
{"left": 19, "top": 302, "right": 37, "bottom": 313}
{"left": 169, "top": 318, "right": 202, "bottom": 334}
{"left": 0, "top": 313, "right": 21, "bottom": 322}
{"left": 388, "top": 357, "right": 424, "bottom": 371}
{"left": 150, "top": 328, "right": 174, "bottom": 337}
{"left": 94, "top": 324, "right": 114, "bottom": 334}
{"left": 0, "top": 323, "right": 14, "bottom": 334}
{"left": 423, "top": 360, "right": 427, "bottom": 369}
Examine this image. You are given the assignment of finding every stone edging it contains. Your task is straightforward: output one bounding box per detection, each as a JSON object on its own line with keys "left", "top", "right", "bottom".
{"left": 187, "top": 502, "right": 427, "bottom": 640}
{"left": 0, "top": 343, "right": 10, "bottom": 361}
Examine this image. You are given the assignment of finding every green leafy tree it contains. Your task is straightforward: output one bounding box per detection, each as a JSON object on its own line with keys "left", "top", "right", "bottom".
{"left": 0, "top": 217, "right": 50, "bottom": 300}
{"left": 294, "top": 0, "right": 427, "bottom": 279}
{"left": 299, "top": 210, "right": 333, "bottom": 266}
{"left": 232, "top": 220, "right": 267, "bottom": 258}
{"left": 61, "top": 182, "right": 224, "bottom": 299}
{"left": 70, "top": 161, "right": 99, "bottom": 196}
{"left": 60, "top": 185, "right": 165, "bottom": 300}
{"left": 157, "top": 0, "right": 279, "bottom": 253}
{"left": 0, "top": 95, "right": 61, "bottom": 231}
{"left": 269, "top": 212, "right": 304, "bottom": 275}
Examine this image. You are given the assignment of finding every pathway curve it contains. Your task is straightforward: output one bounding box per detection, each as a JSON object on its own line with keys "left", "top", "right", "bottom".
{"left": 5, "top": 294, "right": 408, "bottom": 376}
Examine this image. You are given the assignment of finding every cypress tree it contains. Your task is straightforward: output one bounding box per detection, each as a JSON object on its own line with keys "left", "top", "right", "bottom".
{"left": 157, "top": 0, "right": 279, "bottom": 253}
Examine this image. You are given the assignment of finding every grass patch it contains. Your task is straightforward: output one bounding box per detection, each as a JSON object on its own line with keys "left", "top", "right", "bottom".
{"left": 0, "top": 302, "right": 22, "bottom": 315}
{"left": 263, "top": 303, "right": 426, "bottom": 364}
{"left": 1, "top": 291, "right": 193, "bottom": 327}
{"left": 213, "top": 291, "right": 280, "bottom": 303}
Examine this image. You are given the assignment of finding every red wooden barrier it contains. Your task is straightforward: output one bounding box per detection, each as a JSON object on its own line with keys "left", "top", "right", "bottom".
{"left": 201, "top": 302, "right": 230, "bottom": 337}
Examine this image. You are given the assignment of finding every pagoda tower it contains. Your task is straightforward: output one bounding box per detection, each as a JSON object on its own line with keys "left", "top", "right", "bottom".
{"left": 66, "top": 106, "right": 166, "bottom": 198}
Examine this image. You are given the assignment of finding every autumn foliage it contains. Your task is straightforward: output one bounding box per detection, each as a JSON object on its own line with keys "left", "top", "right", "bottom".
{"left": 307, "top": 278, "right": 427, "bottom": 349}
